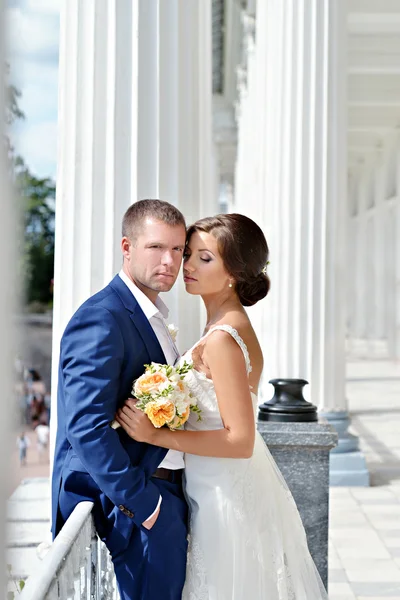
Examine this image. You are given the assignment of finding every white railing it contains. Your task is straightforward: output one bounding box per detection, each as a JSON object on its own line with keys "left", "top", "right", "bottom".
{"left": 19, "top": 502, "right": 119, "bottom": 600}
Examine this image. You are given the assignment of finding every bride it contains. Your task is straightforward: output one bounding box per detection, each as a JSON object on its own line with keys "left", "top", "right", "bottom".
{"left": 116, "top": 213, "right": 328, "bottom": 599}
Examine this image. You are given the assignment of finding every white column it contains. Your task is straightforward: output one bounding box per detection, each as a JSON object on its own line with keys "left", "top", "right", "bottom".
{"left": 346, "top": 174, "right": 357, "bottom": 354}
{"left": 51, "top": 0, "right": 140, "bottom": 461}
{"left": 156, "top": 0, "right": 216, "bottom": 350}
{"left": 385, "top": 193, "right": 396, "bottom": 358}
{"left": 197, "top": 0, "right": 216, "bottom": 218}
{"left": 351, "top": 148, "right": 395, "bottom": 360}
{"left": 234, "top": 11, "right": 259, "bottom": 222}
{"left": 234, "top": 7, "right": 266, "bottom": 350}
{"left": 354, "top": 174, "right": 368, "bottom": 346}
{"left": 0, "top": 2, "right": 14, "bottom": 579}
{"left": 394, "top": 143, "right": 400, "bottom": 359}
{"left": 246, "top": 0, "right": 348, "bottom": 410}
{"left": 163, "top": 0, "right": 216, "bottom": 349}
{"left": 51, "top": 1, "right": 217, "bottom": 464}
{"left": 159, "top": 0, "right": 178, "bottom": 205}
{"left": 236, "top": 0, "right": 368, "bottom": 484}
{"left": 137, "top": 0, "right": 159, "bottom": 198}
{"left": 174, "top": 0, "right": 216, "bottom": 224}
{"left": 373, "top": 161, "right": 386, "bottom": 344}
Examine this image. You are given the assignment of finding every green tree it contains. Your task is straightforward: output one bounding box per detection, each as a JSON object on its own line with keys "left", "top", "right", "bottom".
{"left": 5, "top": 66, "right": 55, "bottom": 308}
{"left": 15, "top": 157, "right": 55, "bottom": 305}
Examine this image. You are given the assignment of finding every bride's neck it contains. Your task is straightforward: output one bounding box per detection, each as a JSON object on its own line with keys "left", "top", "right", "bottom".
{"left": 201, "top": 293, "right": 242, "bottom": 328}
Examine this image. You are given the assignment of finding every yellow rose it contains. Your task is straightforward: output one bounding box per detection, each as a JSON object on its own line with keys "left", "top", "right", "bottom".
{"left": 134, "top": 371, "right": 169, "bottom": 396}
{"left": 168, "top": 405, "right": 190, "bottom": 430}
{"left": 144, "top": 399, "right": 176, "bottom": 428}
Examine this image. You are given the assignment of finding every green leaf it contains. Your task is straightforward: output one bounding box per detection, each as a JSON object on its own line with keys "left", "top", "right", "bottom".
{"left": 19, "top": 580, "right": 25, "bottom": 591}
{"left": 7, "top": 592, "right": 15, "bottom": 600}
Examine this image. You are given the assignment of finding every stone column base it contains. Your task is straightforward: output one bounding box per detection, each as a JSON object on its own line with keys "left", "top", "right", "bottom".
{"left": 320, "top": 410, "right": 370, "bottom": 487}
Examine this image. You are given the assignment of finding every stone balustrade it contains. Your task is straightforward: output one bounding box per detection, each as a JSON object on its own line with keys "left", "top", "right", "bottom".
{"left": 19, "top": 502, "right": 119, "bottom": 600}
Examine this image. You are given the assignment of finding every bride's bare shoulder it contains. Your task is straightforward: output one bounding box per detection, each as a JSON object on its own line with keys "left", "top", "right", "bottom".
{"left": 211, "top": 315, "right": 263, "bottom": 366}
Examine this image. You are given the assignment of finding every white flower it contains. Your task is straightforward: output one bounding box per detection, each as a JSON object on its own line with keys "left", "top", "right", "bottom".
{"left": 150, "top": 362, "right": 163, "bottom": 372}
{"left": 169, "top": 373, "right": 181, "bottom": 384}
{"left": 158, "top": 379, "right": 172, "bottom": 392}
{"left": 175, "top": 397, "right": 189, "bottom": 415}
{"left": 167, "top": 323, "right": 179, "bottom": 342}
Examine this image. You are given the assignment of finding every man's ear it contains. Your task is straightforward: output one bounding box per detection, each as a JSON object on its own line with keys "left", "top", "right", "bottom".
{"left": 121, "top": 236, "right": 131, "bottom": 258}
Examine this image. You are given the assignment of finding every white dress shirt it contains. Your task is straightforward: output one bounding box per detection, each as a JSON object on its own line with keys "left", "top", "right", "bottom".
{"left": 119, "top": 270, "right": 184, "bottom": 471}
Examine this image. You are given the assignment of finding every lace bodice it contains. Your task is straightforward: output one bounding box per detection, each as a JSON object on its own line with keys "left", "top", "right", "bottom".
{"left": 180, "top": 325, "right": 257, "bottom": 432}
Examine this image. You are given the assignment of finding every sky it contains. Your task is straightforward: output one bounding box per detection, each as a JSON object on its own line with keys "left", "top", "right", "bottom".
{"left": 6, "top": 0, "right": 60, "bottom": 179}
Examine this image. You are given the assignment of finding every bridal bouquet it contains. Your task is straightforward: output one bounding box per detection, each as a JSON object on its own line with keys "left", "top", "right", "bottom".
{"left": 111, "top": 361, "right": 201, "bottom": 430}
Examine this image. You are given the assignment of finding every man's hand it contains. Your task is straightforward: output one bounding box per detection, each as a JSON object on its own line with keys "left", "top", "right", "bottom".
{"left": 142, "top": 505, "right": 160, "bottom": 530}
{"left": 115, "top": 398, "right": 157, "bottom": 443}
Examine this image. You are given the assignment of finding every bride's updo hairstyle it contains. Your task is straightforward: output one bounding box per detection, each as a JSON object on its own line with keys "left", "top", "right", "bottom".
{"left": 186, "top": 213, "right": 270, "bottom": 307}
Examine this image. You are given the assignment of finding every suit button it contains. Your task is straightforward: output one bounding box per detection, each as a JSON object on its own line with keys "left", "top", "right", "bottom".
{"left": 119, "top": 504, "right": 134, "bottom": 518}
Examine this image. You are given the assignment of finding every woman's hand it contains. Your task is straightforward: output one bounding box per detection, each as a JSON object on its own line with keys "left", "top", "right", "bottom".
{"left": 115, "top": 399, "right": 156, "bottom": 443}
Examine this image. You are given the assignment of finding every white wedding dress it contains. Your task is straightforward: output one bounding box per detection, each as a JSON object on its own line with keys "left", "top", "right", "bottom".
{"left": 180, "top": 325, "right": 328, "bottom": 600}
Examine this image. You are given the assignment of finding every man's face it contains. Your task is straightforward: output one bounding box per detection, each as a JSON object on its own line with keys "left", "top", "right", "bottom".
{"left": 122, "top": 218, "right": 186, "bottom": 300}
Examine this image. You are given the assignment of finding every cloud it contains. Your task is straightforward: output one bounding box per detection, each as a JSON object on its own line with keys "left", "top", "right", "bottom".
{"left": 26, "top": 0, "right": 61, "bottom": 14}
{"left": 6, "top": 0, "right": 60, "bottom": 179}
{"left": 12, "top": 120, "right": 58, "bottom": 178}
{"left": 6, "top": 6, "right": 59, "bottom": 65}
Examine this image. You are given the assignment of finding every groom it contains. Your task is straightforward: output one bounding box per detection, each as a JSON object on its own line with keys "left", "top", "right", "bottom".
{"left": 51, "top": 200, "right": 188, "bottom": 600}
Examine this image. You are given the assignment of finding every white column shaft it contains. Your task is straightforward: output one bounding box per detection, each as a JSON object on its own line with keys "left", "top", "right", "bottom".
{"left": 159, "top": 0, "right": 178, "bottom": 204}
{"left": 354, "top": 175, "right": 367, "bottom": 340}
{"left": 137, "top": 0, "right": 159, "bottom": 198}
{"left": 346, "top": 177, "right": 357, "bottom": 348}
{"left": 168, "top": 0, "right": 216, "bottom": 349}
{"left": 53, "top": 0, "right": 139, "bottom": 338}
{"left": 197, "top": 0, "right": 216, "bottom": 218}
{"left": 237, "top": 0, "right": 348, "bottom": 410}
{"left": 52, "top": 1, "right": 217, "bottom": 421}
{"left": 394, "top": 144, "right": 400, "bottom": 359}
{"left": 51, "top": 0, "right": 140, "bottom": 462}
{"left": 374, "top": 165, "right": 386, "bottom": 340}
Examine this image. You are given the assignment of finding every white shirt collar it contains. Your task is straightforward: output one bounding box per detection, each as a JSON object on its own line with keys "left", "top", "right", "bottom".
{"left": 118, "top": 270, "right": 169, "bottom": 320}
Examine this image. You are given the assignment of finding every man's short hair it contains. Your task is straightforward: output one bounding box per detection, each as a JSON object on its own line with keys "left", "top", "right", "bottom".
{"left": 122, "top": 199, "right": 186, "bottom": 240}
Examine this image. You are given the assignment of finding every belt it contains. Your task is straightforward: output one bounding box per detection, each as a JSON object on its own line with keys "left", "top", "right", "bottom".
{"left": 152, "top": 467, "right": 183, "bottom": 484}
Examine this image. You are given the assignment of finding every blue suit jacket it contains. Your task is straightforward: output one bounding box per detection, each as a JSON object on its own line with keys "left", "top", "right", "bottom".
{"left": 51, "top": 275, "right": 170, "bottom": 539}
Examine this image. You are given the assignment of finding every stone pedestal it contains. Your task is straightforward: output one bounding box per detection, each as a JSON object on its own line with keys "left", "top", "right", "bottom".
{"left": 257, "top": 419, "right": 337, "bottom": 591}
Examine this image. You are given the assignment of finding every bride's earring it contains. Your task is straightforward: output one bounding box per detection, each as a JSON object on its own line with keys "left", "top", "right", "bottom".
{"left": 229, "top": 282, "right": 233, "bottom": 288}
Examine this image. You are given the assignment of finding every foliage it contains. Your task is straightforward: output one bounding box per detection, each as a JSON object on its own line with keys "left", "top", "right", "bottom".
{"left": 5, "top": 65, "right": 55, "bottom": 307}
{"left": 15, "top": 157, "right": 55, "bottom": 304}
{"left": 6, "top": 564, "right": 25, "bottom": 598}
{"left": 4, "top": 63, "right": 24, "bottom": 165}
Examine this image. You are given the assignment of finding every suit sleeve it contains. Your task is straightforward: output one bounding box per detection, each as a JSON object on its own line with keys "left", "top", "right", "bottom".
{"left": 61, "top": 305, "right": 159, "bottom": 526}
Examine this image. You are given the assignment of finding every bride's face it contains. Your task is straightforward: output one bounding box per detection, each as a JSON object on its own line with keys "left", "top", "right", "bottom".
{"left": 183, "top": 231, "right": 232, "bottom": 296}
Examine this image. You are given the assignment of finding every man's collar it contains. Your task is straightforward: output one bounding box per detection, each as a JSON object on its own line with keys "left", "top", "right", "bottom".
{"left": 118, "top": 270, "right": 169, "bottom": 320}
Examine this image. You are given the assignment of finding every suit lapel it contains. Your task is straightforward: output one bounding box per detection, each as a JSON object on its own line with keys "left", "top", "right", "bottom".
{"left": 130, "top": 307, "right": 167, "bottom": 365}
{"left": 109, "top": 275, "right": 167, "bottom": 365}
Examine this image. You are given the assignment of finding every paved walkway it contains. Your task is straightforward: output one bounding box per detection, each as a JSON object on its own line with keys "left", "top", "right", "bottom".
{"left": 7, "top": 428, "right": 51, "bottom": 582}
{"left": 329, "top": 359, "right": 400, "bottom": 600}
{"left": 9, "top": 428, "right": 50, "bottom": 498}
